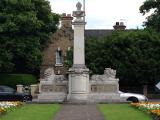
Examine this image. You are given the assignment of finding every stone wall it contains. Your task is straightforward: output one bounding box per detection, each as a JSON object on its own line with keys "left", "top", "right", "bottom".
{"left": 38, "top": 67, "right": 120, "bottom": 102}
{"left": 40, "top": 82, "right": 68, "bottom": 93}
{"left": 38, "top": 68, "right": 68, "bottom": 102}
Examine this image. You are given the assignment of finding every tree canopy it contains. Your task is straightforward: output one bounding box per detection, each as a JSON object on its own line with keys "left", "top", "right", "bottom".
{"left": 85, "top": 30, "right": 160, "bottom": 85}
{"left": 0, "top": 0, "right": 59, "bottom": 74}
{"left": 140, "top": 0, "right": 160, "bottom": 32}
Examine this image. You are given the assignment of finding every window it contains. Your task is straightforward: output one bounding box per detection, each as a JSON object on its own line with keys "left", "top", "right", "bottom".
{"left": 68, "top": 47, "right": 71, "bottom": 51}
{"left": 56, "top": 48, "right": 63, "bottom": 65}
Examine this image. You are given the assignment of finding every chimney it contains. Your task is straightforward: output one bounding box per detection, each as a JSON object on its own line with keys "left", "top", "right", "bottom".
{"left": 113, "top": 21, "right": 126, "bottom": 30}
{"left": 61, "top": 13, "right": 73, "bottom": 29}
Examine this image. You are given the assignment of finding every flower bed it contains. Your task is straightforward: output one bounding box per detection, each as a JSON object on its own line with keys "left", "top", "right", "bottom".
{"left": 0, "top": 101, "right": 23, "bottom": 115}
{"left": 131, "top": 102, "right": 160, "bottom": 120}
{"left": 0, "top": 108, "right": 6, "bottom": 115}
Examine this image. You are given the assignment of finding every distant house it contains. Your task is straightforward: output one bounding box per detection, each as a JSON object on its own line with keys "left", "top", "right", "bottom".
{"left": 40, "top": 13, "right": 126, "bottom": 77}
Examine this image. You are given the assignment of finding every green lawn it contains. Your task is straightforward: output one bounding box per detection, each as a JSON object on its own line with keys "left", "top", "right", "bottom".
{"left": 98, "top": 104, "right": 152, "bottom": 120}
{"left": 0, "top": 104, "right": 60, "bottom": 120}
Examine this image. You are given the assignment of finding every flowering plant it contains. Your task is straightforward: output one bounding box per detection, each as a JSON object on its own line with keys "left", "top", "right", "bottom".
{"left": 0, "top": 101, "right": 23, "bottom": 115}
{"left": 0, "top": 108, "right": 6, "bottom": 115}
{"left": 131, "top": 102, "right": 160, "bottom": 119}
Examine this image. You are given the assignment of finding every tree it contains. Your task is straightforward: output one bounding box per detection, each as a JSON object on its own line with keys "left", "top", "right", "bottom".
{"left": 64, "top": 48, "right": 73, "bottom": 68}
{"left": 0, "top": 0, "right": 59, "bottom": 74}
{"left": 65, "top": 30, "right": 160, "bottom": 86}
{"left": 85, "top": 30, "right": 160, "bottom": 86}
{"left": 140, "top": 0, "right": 160, "bottom": 32}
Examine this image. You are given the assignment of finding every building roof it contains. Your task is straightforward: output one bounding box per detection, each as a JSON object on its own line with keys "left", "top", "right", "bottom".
{"left": 85, "top": 29, "right": 114, "bottom": 40}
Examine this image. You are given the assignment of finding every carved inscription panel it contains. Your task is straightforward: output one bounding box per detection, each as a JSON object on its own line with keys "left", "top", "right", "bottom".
{"left": 91, "top": 84, "right": 117, "bottom": 93}
{"left": 41, "top": 85, "right": 54, "bottom": 92}
{"left": 41, "top": 84, "right": 67, "bottom": 93}
{"left": 55, "top": 85, "right": 67, "bottom": 93}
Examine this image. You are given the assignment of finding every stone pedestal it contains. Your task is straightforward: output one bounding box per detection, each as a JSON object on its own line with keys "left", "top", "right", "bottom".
{"left": 30, "top": 84, "right": 38, "bottom": 98}
{"left": 89, "top": 68, "right": 120, "bottom": 103}
{"left": 38, "top": 80, "right": 67, "bottom": 102}
{"left": 38, "top": 68, "right": 67, "bottom": 102}
{"left": 16, "top": 84, "right": 23, "bottom": 93}
{"left": 38, "top": 92, "right": 66, "bottom": 102}
{"left": 68, "top": 66, "right": 89, "bottom": 102}
{"left": 88, "top": 93, "right": 120, "bottom": 103}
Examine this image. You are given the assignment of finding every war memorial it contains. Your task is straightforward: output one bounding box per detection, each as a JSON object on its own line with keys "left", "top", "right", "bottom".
{"left": 38, "top": 2, "right": 120, "bottom": 103}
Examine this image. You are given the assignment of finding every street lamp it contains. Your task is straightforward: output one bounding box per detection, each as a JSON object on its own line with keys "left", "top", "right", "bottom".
{"left": 83, "top": 0, "right": 85, "bottom": 22}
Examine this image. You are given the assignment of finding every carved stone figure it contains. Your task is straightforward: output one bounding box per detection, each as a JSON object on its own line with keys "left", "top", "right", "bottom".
{"left": 91, "top": 68, "right": 118, "bottom": 81}
{"left": 73, "top": 2, "right": 85, "bottom": 21}
{"left": 43, "top": 67, "right": 55, "bottom": 81}
{"left": 76, "top": 2, "right": 82, "bottom": 11}
{"left": 104, "top": 68, "right": 116, "bottom": 78}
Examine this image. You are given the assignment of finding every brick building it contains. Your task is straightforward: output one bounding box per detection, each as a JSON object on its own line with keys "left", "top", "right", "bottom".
{"left": 40, "top": 13, "right": 126, "bottom": 77}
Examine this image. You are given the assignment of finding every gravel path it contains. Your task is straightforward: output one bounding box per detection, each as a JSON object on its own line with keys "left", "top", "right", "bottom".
{"left": 53, "top": 104, "right": 104, "bottom": 120}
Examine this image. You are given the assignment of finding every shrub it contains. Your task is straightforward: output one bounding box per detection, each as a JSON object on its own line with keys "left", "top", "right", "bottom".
{"left": 0, "top": 108, "right": 6, "bottom": 115}
{"left": 0, "top": 74, "right": 38, "bottom": 88}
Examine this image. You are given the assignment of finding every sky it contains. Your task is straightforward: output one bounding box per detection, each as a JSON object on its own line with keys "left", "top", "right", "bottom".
{"left": 49, "top": 0, "right": 148, "bottom": 29}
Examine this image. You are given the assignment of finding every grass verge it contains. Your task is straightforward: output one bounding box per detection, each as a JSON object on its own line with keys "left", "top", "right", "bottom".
{"left": 0, "top": 104, "right": 60, "bottom": 120}
{"left": 98, "top": 104, "right": 152, "bottom": 120}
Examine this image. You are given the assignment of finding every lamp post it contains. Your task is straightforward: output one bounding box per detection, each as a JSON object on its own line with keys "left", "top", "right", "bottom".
{"left": 83, "top": 0, "right": 85, "bottom": 22}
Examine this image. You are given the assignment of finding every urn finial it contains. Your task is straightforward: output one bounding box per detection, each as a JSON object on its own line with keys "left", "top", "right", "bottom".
{"left": 76, "top": 2, "right": 82, "bottom": 11}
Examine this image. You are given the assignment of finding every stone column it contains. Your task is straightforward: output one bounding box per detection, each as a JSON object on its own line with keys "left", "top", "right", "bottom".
{"left": 68, "top": 2, "right": 89, "bottom": 102}
{"left": 73, "top": 22, "right": 85, "bottom": 65}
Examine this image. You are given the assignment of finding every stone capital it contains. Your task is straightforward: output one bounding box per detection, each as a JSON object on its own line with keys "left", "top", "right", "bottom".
{"left": 72, "top": 2, "right": 85, "bottom": 22}
{"left": 68, "top": 64, "right": 89, "bottom": 74}
{"left": 72, "top": 21, "right": 86, "bottom": 25}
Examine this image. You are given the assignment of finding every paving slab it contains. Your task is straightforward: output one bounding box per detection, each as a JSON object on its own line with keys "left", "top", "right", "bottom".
{"left": 53, "top": 104, "right": 104, "bottom": 120}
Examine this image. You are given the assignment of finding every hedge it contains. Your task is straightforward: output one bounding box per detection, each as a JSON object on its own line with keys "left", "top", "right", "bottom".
{"left": 0, "top": 74, "right": 38, "bottom": 88}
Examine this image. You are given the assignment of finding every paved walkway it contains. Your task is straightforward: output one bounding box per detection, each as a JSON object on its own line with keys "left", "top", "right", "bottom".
{"left": 53, "top": 104, "right": 104, "bottom": 120}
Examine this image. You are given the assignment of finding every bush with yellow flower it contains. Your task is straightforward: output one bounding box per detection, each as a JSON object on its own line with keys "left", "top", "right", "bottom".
{"left": 131, "top": 102, "right": 160, "bottom": 120}
{"left": 0, "top": 101, "right": 23, "bottom": 116}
